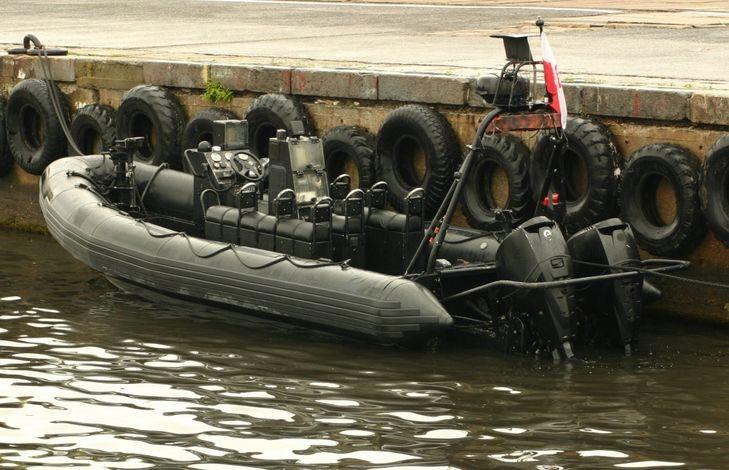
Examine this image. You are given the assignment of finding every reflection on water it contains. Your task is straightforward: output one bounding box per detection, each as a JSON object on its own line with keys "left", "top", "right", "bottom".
{"left": 1, "top": 230, "right": 728, "bottom": 468}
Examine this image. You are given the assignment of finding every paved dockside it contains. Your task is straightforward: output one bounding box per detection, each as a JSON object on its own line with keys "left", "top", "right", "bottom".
{"left": 1, "top": 0, "right": 729, "bottom": 86}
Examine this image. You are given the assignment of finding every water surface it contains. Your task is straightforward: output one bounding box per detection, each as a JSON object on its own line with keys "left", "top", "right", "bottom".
{"left": 1, "top": 230, "right": 728, "bottom": 468}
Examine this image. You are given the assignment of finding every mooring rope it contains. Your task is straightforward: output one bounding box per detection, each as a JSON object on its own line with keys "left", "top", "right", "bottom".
{"left": 26, "top": 36, "right": 85, "bottom": 156}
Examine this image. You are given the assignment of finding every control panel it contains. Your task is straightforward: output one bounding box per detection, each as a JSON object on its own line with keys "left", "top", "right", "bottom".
{"left": 196, "top": 143, "right": 265, "bottom": 187}
{"left": 198, "top": 144, "right": 235, "bottom": 186}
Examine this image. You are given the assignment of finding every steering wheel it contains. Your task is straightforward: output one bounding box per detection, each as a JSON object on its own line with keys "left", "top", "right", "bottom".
{"left": 229, "top": 150, "right": 265, "bottom": 182}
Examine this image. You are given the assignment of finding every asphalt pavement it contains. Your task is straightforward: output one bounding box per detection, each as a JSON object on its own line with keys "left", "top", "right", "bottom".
{"left": 2, "top": 0, "right": 729, "bottom": 87}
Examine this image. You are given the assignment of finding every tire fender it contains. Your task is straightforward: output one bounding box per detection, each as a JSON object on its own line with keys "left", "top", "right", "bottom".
{"left": 461, "top": 133, "right": 533, "bottom": 229}
{"left": 182, "top": 107, "right": 238, "bottom": 152}
{"left": 700, "top": 134, "right": 729, "bottom": 246}
{"left": 0, "top": 100, "right": 12, "bottom": 176}
{"left": 531, "top": 117, "right": 620, "bottom": 235}
{"left": 116, "top": 85, "right": 185, "bottom": 168}
{"left": 6, "top": 78, "right": 69, "bottom": 175}
{"left": 245, "top": 93, "right": 313, "bottom": 157}
{"left": 620, "top": 143, "right": 706, "bottom": 256}
{"left": 69, "top": 104, "right": 116, "bottom": 156}
{"left": 323, "top": 125, "right": 376, "bottom": 189}
{"left": 376, "top": 105, "right": 459, "bottom": 216}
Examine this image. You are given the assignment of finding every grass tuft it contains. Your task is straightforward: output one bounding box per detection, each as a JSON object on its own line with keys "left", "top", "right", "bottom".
{"left": 202, "top": 80, "right": 234, "bottom": 103}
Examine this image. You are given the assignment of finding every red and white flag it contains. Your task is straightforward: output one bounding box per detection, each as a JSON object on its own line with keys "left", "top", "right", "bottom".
{"left": 541, "top": 32, "right": 568, "bottom": 128}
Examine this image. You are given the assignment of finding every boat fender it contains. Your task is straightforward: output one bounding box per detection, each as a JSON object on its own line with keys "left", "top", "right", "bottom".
{"left": 461, "top": 133, "right": 533, "bottom": 229}
{"left": 699, "top": 134, "right": 729, "bottom": 246}
{"left": 376, "top": 104, "right": 459, "bottom": 217}
{"left": 6, "top": 78, "right": 69, "bottom": 175}
{"left": 0, "top": 100, "right": 12, "bottom": 176}
{"left": 244, "top": 93, "right": 313, "bottom": 158}
{"left": 530, "top": 116, "right": 620, "bottom": 235}
{"left": 116, "top": 85, "right": 185, "bottom": 168}
{"left": 323, "top": 125, "right": 376, "bottom": 189}
{"left": 69, "top": 104, "right": 116, "bottom": 156}
{"left": 620, "top": 143, "right": 706, "bottom": 256}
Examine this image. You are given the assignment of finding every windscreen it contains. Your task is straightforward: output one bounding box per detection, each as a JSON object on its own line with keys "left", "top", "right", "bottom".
{"left": 289, "top": 140, "right": 325, "bottom": 172}
{"left": 293, "top": 172, "right": 328, "bottom": 205}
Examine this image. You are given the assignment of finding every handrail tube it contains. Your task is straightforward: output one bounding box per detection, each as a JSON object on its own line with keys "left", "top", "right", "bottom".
{"left": 424, "top": 108, "right": 504, "bottom": 274}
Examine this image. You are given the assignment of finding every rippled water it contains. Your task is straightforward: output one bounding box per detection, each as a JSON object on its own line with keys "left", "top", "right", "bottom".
{"left": 1, "top": 229, "right": 729, "bottom": 468}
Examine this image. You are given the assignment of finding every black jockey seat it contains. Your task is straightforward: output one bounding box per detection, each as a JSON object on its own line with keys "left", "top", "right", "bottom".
{"left": 203, "top": 173, "right": 424, "bottom": 272}
{"left": 204, "top": 185, "right": 332, "bottom": 259}
{"left": 363, "top": 182, "right": 425, "bottom": 275}
{"left": 204, "top": 205, "right": 239, "bottom": 245}
{"left": 273, "top": 189, "right": 332, "bottom": 258}
{"left": 328, "top": 175, "right": 366, "bottom": 266}
{"left": 239, "top": 211, "right": 276, "bottom": 251}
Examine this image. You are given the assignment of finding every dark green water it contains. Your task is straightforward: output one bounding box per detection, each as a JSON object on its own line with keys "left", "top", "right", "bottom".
{"left": 0, "top": 229, "right": 728, "bottom": 468}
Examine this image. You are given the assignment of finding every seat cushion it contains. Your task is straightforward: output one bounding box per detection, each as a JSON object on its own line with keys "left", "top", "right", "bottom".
{"left": 331, "top": 214, "right": 363, "bottom": 234}
{"left": 366, "top": 208, "right": 421, "bottom": 232}
{"left": 239, "top": 211, "right": 269, "bottom": 231}
{"left": 221, "top": 208, "right": 241, "bottom": 227}
{"left": 277, "top": 218, "right": 329, "bottom": 241}
{"left": 205, "top": 205, "right": 236, "bottom": 224}
{"left": 475, "top": 74, "right": 528, "bottom": 102}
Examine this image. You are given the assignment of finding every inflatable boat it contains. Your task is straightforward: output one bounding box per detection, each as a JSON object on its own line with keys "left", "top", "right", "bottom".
{"left": 40, "top": 150, "right": 453, "bottom": 343}
{"left": 39, "top": 114, "right": 686, "bottom": 359}
{"left": 38, "top": 23, "right": 688, "bottom": 358}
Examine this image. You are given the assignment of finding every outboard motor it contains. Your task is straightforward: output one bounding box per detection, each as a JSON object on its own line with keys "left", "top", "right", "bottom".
{"left": 495, "top": 216, "right": 576, "bottom": 360}
{"left": 567, "top": 219, "right": 645, "bottom": 354}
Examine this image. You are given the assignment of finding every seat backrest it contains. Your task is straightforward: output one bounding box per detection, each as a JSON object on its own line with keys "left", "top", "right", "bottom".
{"left": 273, "top": 188, "right": 297, "bottom": 219}
{"left": 236, "top": 182, "right": 258, "bottom": 212}
{"left": 367, "top": 181, "right": 388, "bottom": 210}
{"left": 364, "top": 188, "right": 424, "bottom": 275}
{"left": 329, "top": 174, "right": 352, "bottom": 201}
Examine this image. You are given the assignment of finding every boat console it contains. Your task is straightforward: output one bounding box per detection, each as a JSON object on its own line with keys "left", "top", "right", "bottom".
{"left": 193, "top": 119, "right": 426, "bottom": 273}
{"left": 184, "top": 120, "right": 266, "bottom": 188}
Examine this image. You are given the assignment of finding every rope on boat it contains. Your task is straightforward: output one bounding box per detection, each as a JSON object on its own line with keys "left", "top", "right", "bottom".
{"left": 67, "top": 171, "right": 110, "bottom": 194}
{"left": 140, "top": 163, "right": 168, "bottom": 204}
{"left": 439, "top": 257, "right": 719, "bottom": 303}
{"left": 571, "top": 259, "right": 729, "bottom": 291}
{"left": 136, "top": 219, "right": 351, "bottom": 271}
{"left": 65, "top": 168, "right": 352, "bottom": 271}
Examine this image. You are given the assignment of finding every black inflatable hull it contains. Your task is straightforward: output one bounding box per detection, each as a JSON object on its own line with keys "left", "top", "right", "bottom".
{"left": 39, "top": 156, "right": 453, "bottom": 343}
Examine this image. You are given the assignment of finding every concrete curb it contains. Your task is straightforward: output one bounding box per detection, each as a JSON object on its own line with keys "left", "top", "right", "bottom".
{"left": 1, "top": 54, "right": 728, "bottom": 127}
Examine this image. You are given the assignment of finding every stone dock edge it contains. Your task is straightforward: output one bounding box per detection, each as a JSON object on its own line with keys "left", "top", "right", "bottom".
{"left": 2, "top": 54, "right": 727, "bottom": 125}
